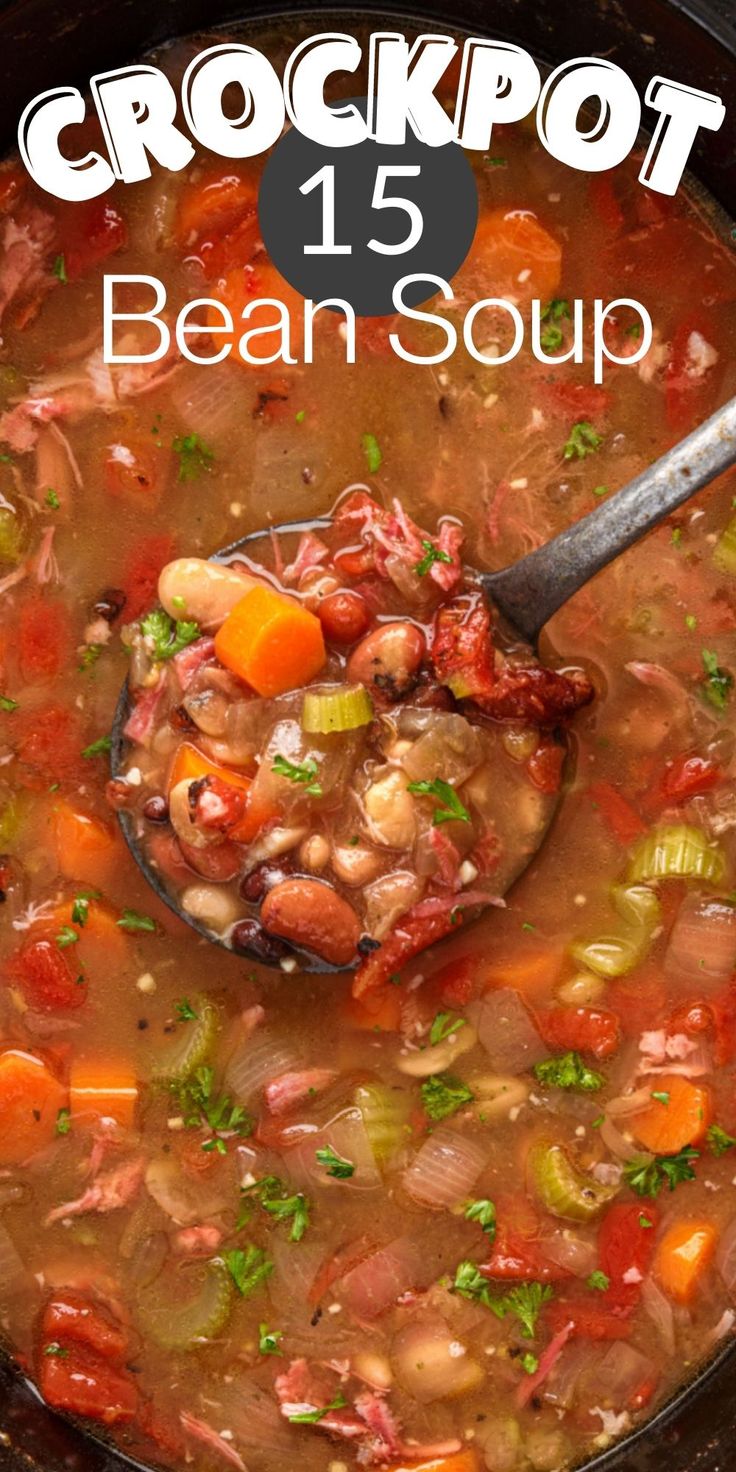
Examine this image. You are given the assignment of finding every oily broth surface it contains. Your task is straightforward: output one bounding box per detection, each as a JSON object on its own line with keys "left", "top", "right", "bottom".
{"left": 0, "top": 16, "right": 735, "bottom": 1472}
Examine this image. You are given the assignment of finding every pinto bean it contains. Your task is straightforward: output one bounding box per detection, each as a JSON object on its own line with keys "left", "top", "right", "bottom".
{"left": 260, "top": 878, "right": 361, "bottom": 965}
{"left": 346, "top": 622, "right": 425, "bottom": 700}
{"left": 158, "top": 558, "right": 261, "bottom": 631}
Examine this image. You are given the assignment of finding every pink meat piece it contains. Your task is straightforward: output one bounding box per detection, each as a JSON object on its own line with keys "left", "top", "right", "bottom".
{"left": 431, "top": 520, "right": 464, "bottom": 591}
{"left": 428, "top": 826, "right": 462, "bottom": 890}
{"left": 398, "top": 1441, "right": 464, "bottom": 1462}
{"left": 282, "top": 532, "right": 330, "bottom": 586}
{"left": 516, "top": 1322, "right": 573, "bottom": 1408}
{"left": 264, "top": 1068, "right": 337, "bottom": 1117}
{"left": 173, "top": 637, "right": 216, "bottom": 692}
{"left": 180, "top": 1412, "right": 248, "bottom": 1472}
{"left": 274, "top": 1358, "right": 346, "bottom": 1420}
{"left": 45, "top": 1158, "right": 144, "bottom": 1226}
{"left": 123, "top": 673, "right": 166, "bottom": 748}
{"left": 0, "top": 207, "right": 57, "bottom": 328}
{"left": 354, "top": 1391, "right": 402, "bottom": 1465}
{"left": 338, "top": 1240, "right": 421, "bottom": 1320}
{"left": 173, "top": 1224, "right": 224, "bottom": 1256}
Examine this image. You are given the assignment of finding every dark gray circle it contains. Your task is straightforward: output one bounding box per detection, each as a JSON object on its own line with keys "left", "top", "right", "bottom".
{"left": 258, "top": 99, "right": 478, "bottom": 317}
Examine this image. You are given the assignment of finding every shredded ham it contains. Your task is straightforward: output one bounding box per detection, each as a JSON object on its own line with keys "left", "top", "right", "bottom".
{"left": 427, "top": 826, "right": 462, "bottom": 890}
{"left": 44, "top": 1158, "right": 144, "bottom": 1225}
{"left": 124, "top": 673, "right": 167, "bottom": 747}
{"left": 180, "top": 1413, "right": 248, "bottom": 1472}
{"left": 282, "top": 531, "right": 329, "bottom": 586}
{"left": 173, "top": 637, "right": 216, "bottom": 692}
{"left": 264, "top": 1068, "right": 337, "bottom": 1117}
{"left": 516, "top": 1322, "right": 573, "bottom": 1408}
{"left": 410, "top": 890, "right": 504, "bottom": 919}
{"left": 173, "top": 1224, "right": 224, "bottom": 1256}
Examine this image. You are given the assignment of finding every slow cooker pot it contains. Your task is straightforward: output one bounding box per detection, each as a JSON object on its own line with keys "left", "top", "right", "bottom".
{"left": 0, "top": 0, "right": 733, "bottom": 1468}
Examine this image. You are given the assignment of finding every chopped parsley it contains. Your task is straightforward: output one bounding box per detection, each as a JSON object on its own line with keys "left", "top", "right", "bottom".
{"left": 453, "top": 1263, "right": 553, "bottom": 1338}
{"left": 117, "top": 909, "right": 156, "bottom": 933}
{"left": 685, "top": 613, "right": 698, "bottom": 631}
{"left": 521, "top": 1353, "right": 539, "bottom": 1375}
{"left": 222, "top": 1246, "right": 273, "bottom": 1298}
{"left": 464, "top": 1198, "right": 496, "bottom": 1241}
{"left": 421, "top": 1073, "right": 474, "bottom": 1121}
{"left": 407, "top": 777, "right": 470, "bottom": 827}
{"left": 44, "top": 488, "right": 60, "bottom": 509}
{"left": 671, "top": 527, "right": 682, "bottom": 548}
{"left": 587, "top": 1270, "right": 610, "bottom": 1292}
{"left": 53, "top": 254, "right": 67, "bottom": 284}
{"left": 651, "top": 1090, "right": 670, "bottom": 1107}
{"left": 0, "top": 695, "right": 18, "bottom": 713}
{"left": 361, "top": 432, "right": 382, "bottom": 474}
{"left": 563, "top": 421, "right": 603, "bottom": 460}
{"left": 701, "top": 648, "right": 733, "bottom": 711}
{"left": 592, "top": 485, "right": 609, "bottom": 498}
{"left": 533, "top": 1051, "right": 604, "bottom": 1093}
{"left": 288, "top": 1392, "right": 348, "bottom": 1425}
{"left": 175, "top": 999, "right": 198, "bottom": 1022}
{"left": 707, "top": 1123, "right": 736, "bottom": 1157}
{"left": 172, "top": 432, "right": 214, "bottom": 482}
{"left": 82, "top": 734, "right": 112, "bottom": 759}
{"left": 259, "top": 1322, "right": 283, "bottom": 1356}
{"left": 316, "top": 1145, "right": 355, "bottom": 1179}
{"left": 240, "top": 1176, "right": 311, "bottom": 1242}
{"left": 639, "top": 1215, "right": 654, "bottom": 1229}
{"left": 623, "top": 1146, "right": 699, "bottom": 1198}
{"left": 78, "top": 644, "right": 103, "bottom": 672}
{"left": 71, "top": 894, "right": 92, "bottom": 927}
{"left": 483, "top": 155, "right": 507, "bottom": 169}
{"left": 539, "top": 302, "right": 570, "bottom": 354}
{"left": 55, "top": 1107, "right": 71, "bottom": 1136}
{"left": 415, "top": 539, "right": 453, "bottom": 577}
{"left": 56, "top": 925, "right": 79, "bottom": 949}
{"left": 140, "top": 609, "right": 201, "bottom": 662}
{"left": 429, "top": 1012, "right": 466, "bottom": 1046}
{"left": 171, "top": 1065, "right": 253, "bottom": 1149}
{"left": 271, "top": 754, "right": 322, "bottom": 797}
{"left": 43, "top": 1342, "right": 69, "bottom": 1357}
{"left": 295, "top": 409, "right": 306, "bottom": 424}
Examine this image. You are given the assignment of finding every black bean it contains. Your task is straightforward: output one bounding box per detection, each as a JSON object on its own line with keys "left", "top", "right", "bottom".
{"left": 239, "top": 861, "right": 293, "bottom": 904}
{"left": 92, "top": 587, "right": 126, "bottom": 623}
{"left": 231, "top": 917, "right": 289, "bottom": 964}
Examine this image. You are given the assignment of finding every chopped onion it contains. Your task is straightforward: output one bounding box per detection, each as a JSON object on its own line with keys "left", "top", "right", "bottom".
{"left": 600, "top": 1115, "right": 643, "bottom": 1163}
{"left": 225, "top": 1033, "right": 300, "bottom": 1104}
{"left": 470, "top": 989, "right": 547, "bottom": 1074}
{"left": 665, "top": 893, "right": 736, "bottom": 987}
{"left": 288, "top": 1107, "right": 382, "bottom": 1192}
{"left": 169, "top": 364, "right": 247, "bottom": 442}
{"left": 716, "top": 1215, "right": 736, "bottom": 1297}
{"left": 338, "top": 1238, "right": 422, "bottom": 1319}
{"left": 641, "top": 1274, "right": 676, "bottom": 1355}
{"left": 391, "top": 1315, "right": 483, "bottom": 1402}
{"left": 144, "top": 1157, "right": 231, "bottom": 1225}
{"left": 593, "top": 1341, "right": 657, "bottom": 1409}
{"left": 606, "top": 1088, "right": 655, "bottom": 1118}
{"left": 538, "top": 1231, "right": 597, "bottom": 1278}
{"left": 403, "top": 1126, "right": 486, "bottom": 1209}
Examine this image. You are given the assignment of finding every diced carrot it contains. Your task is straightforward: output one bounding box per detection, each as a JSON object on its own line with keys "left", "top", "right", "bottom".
{"left": 175, "top": 167, "right": 258, "bottom": 250}
{"left": 384, "top": 1452, "right": 479, "bottom": 1472}
{"left": 214, "top": 584, "right": 326, "bottom": 697}
{"left": 167, "top": 741, "right": 253, "bottom": 797}
{"left": 462, "top": 207, "right": 562, "bottom": 303}
{"left": 69, "top": 1059, "right": 138, "bottom": 1130}
{"left": 656, "top": 1218, "right": 719, "bottom": 1304}
{"left": 0, "top": 1048, "right": 67, "bottom": 1163}
{"left": 343, "top": 986, "right": 403, "bottom": 1033}
{"left": 630, "top": 1074, "right": 712, "bottom": 1153}
{"left": 483, "top": 944, "right": 565, "bottom": 1000}
{"left": 35, "top": 899, "right": 131, "bottom": 973}
{"left": 588, "top": 780, "right": 646, "bottom": 846}
{"left": 51, "top": 799, "right": 120, "bottom": 887}
{"left": 208, "top": 259, "right": 305, "bottom": 366}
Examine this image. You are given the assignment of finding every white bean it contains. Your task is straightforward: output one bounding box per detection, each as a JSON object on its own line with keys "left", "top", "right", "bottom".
{"left": 470, "top": 1074, "right": 529, "bottom": 1119}
{"left": 556, "top": 971, "right": 607, "bottom": 1007}
{"left": 158, "top": 558, "right": 260, "bottom": 630}
{"left": 332, "top": 844, "right": 383, "bottom": 886}
{"left": 181, "top": 884, "right": 240, "bottom": 933}
{"left": 364, "top": 768, "right": 416, "bottom": 849}
{"left": 299, "top": 834, "right": 331, "bottom": 872}
{"left": 398, "top": 1024, "right": 478, "bottom": 1078}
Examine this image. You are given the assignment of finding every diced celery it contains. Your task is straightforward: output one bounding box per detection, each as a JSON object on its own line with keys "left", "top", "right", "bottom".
{"left": 0, "top": 500, "right": 31, "bottom": 567}
{"left": 152, "top": 996, "right": 219, "bottom": 1084}
{"left": 527, "top": 1140, "right": 617, "bottom": 1222}
{"left": 0, "top": 796, "right": 21, "bottom": 848}
{"left": 137, "top": 1259, "right": 233, "bottom": 1350}
{"left": 713, "top": 515, "right": 736, "bottom": 576}
{"left": 302, "top": 683, "right": 373, "bottom": 734}
{"left": 611, "top": 883, "right": 661, "bottom": 931}
{"left": 571, "top": 934, "right": 644, "bottom": 979}
{"left": 627, "top": 824, "right": 725, "bottom": 885}
{"left": 355, "top": 1082, "right": 411, "bottom": 1168}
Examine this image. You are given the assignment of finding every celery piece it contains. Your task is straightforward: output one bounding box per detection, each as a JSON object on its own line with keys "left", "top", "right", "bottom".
{"left": 627, "top": 824, "right": 725, "bottom": 886}
{"left": 355, "top": 1082, "right": 411, "bottom": 1167}
{"left": 302, "top": 684, "right": 373, "bottom": 734}
{"left": 527, "top": 1140, "right": 617, "bottom": 1222}
{"left": 713, "top": 515, "right": 736, "bottom": 576}
{"left": 0, "top": 498, "right": 31, "bottom": 567}
{"left": 0, "top": 795, "right": 21, "bottom": 847}
{"left": 570, "top": 934, "right": 644, "bottom": 979}
{"left": 137, "top": 1259, "right": 233, "bottom": 1350}
{"left": 152, "top": 996, "right": 219, "bottom": 1084}
{"left": 611, "top": 883, "right": 661, "bottom": 931}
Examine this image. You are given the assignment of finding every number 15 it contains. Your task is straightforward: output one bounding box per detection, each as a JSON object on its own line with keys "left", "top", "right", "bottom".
{"left": 300, "top": 164, "right": 423, "bottom": 256}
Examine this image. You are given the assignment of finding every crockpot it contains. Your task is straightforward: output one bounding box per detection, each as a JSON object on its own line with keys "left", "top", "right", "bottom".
{"left": 0, "top": 0, "right": 733, "bottom": 1469}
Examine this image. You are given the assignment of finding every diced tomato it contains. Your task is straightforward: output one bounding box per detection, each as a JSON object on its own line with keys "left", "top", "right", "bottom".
{"left": 658, "top": 754, "right": 721, "bottom": 805}
{"left": 15, "top": 703, "right": 85, "bottom": 787}
{"left": 353, "top": 908, "right": 466, "bottom": 999}
{"left": 538, "top": 381, "right": 611, "bottom": 420}
{"left": 5, "top": 939, "right": 88, "bottom": 1011}
{"left": 57, "top": 197, "right": 127, "bottom": 283}
{"left": 429, "top": 954, "right": 481, "bottom": 1009}
{"left": 41, "top": 1293, "right": 127, "bottom": 1361}
{"left": 547, "top": 1297, "right": 633, "bottom": 1340}
{"left": 588, "top": 780, "right": 646, "bottom": 845}
{"left": 536, "top": 1005, "right": 621, "bottom": 1061}
{"left": 527, "top": 740, "right": 565, "bottom": 794}
{"left": 598, "top": 1203, "right": 658, "bottom": 1305}
{"left": 104, "top": 440, "right": 162, "bottom": 504}
{"left": 430, "top": 597, "right": 495, "bottom": 701}
{"left": 121, "top": 533, "right": 176, "bottom": 620}
{"left": 668, "top": 991, "right": 736, "bottom": 1068}
{"left": 481, "top": 1195, "right": 571, "bottom": 1283}
{"left": 18, "top": 597, "right": 71, "bottom": 683}
{"left": 39, "top": 1343, "right": 137, "bottom": 1425}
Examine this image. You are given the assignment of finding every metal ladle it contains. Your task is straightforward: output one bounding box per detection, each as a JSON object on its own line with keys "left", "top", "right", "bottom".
{"left": 111, "top": 394, "right": 736, "bottom": 971}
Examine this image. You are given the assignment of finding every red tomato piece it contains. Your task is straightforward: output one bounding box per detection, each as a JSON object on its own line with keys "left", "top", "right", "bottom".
{"left": 18, "top": 597, "right": 70, "bottom": 683}
{"left": 598, "top": 1203, "right": 658, "bottom": 1304}
{"left": 659, "top": 754, "right": 721, "bottom": 804}
{"left": 536, "top": 1006, "right": 621, "bottom": 1061}
{"left": 39, "top": 1344, "right": 137, "bottom": 1426}
{"left": 547, "top": 1297, "right": 633, "bottom": 1340}
{"left": 318, "top": 591, "right": 371, "bottom": 645}
{"left": 588, "top": 780, "right": 646, "bottom": 845}
{"left": 430, "top": 955, "right": 480, "bottom": 1009}
{"left": 41, "top": 1293, "right": 127, "bottom": 1361}
{"left": 527, "top": 741, "right": 565, "bottom": 794}
{"left": 121, "top": 533, "right": 176, "bottom": 620}
{"left": 15, "top": 703, "right": 84, "bottom": 787}
{"left": 58, "top": 197, "right": 128, "bottom": 283}
{"left": 481, "top": 1238, "right": 572, "bottom": 1284}
{"left": 5, "top": 939, "right": 88, "bottom": 1011}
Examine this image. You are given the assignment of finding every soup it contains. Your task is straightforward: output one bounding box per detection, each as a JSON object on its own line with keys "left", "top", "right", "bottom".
{"left": 1, "top": 19, "right": 736, "bottom": 1472}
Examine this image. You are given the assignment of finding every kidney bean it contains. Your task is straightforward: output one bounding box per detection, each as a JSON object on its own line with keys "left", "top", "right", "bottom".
{"left": 318, "top": 591, "right": 371, "bottom": 646}
{"left": 158, "top": 558, "right": 260, "bottom": 631}
{"left": 142, "top": 795, "right": 169, "bottom": 824}
{"left": 178, "top": 837, "right": 241, "bottom": 882}
{"left": 346, "top": 622, "right": 425, "bottom": 700}
{"left": 231, "top": 917, "right": 289, "bottom": 963}
{"left": 260, "top": 878, "right": 361, "bottom": 966}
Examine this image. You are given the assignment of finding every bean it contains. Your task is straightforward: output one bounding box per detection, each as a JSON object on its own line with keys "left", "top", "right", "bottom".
{"left": 299, "top": 834, "right": 330, "bottom": 872}
{"left": 347, "top": 621, "right": 425, "bottom": 700}
{"left": 143, "top": 794, "right": 169, "bottom": 823}
{"left": 158, "top": 558, "right": 260, "bottom": 631}
{"left": 318, "top": 590, "right": 371, "bottom": 645}
{"left": 231, "top": 917, "right": 289, "bottom": 964}
{"left": 331, "top": 844, "right": 383, "bottom": 886}
{"left": 397, "top": 1022, "right": 477, "bottom": 1077}
{"left": 556, "top": 971, "right": 606, "bottom": 1007}
{"left": 364, "top": 768, "right": 416, "bottom": 849}
{"left": 181, "top": 884, "right": 240, "bottom": 933}
{"left": 260, "top": 878, "right": 361, "bottom": 966}
{"left": 239, "top": 861, "right": 294, "bottom": 903}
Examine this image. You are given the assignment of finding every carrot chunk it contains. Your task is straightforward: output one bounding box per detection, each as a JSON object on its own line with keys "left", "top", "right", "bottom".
{"left": 0, "top": 1049, "right": 67, "bottom": 1163}
{"left": 214, "top": 585, "right": 326, "bottom": 697}
{"left": 462, "top": 207, "right": 561, "bottom": 303}
{"left": 630, "top": 1074, "right": 712, "bottom": 1153}
{"left": 384, "top": 1453, "right": 479, "bottom": 1472}
{"left": 69, "top": 1059, "right": 139, "bottom": 1130}
{"left": 167, "top": 741, "right": 253, "bottom": 797}
{"left": 52, "top": 800, "right": 119, "bottom": 888}
{"left": 656, "top": 1219, "right": 719, "bottom": 1303}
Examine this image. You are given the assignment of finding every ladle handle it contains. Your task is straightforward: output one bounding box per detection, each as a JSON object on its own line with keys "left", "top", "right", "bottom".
{"left": 482, "top": 393, "right": 736, "bottom": 647}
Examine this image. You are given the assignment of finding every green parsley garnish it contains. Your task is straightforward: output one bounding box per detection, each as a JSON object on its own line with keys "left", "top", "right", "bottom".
{"left": 539, "top": 302, "right": 570, "bottom": 354}
{"left": 222, "top": 1246, "right": 273, "bottom": 1298}
{"left": 271, "top": 753, "right": 322, "bottom": 797}
{"left": 685, "top": 613, "right": 697, "bottom": 631}
{"left": 483, "top": 156, "right": 507, "bottom": 168}
{"left": 453, "top": 1263, "right": 552, "bottom": 1337}
{"left": 53, "top": 254, "right": 67, "bottom": 284}
{"left": 170, "top": 1065, "right": 253, "bottom": 1150}
{"left": 259, "top": 1322, "right": 283, "bottom": 1356}
{"left": 56, "top": 925, "right": 79, "bottom": 949}
{"left": 521, "top": 1353, "right": 539, "bottom": 1375}
{"left": 407, "top": 777, "right": 470, "bottom": 827}
{"left": 0, "top": 695, "right": 18, "bottom": 713}
{"left": 172, "top": 432, "right": 214, "bottom": 482}
{"left": 702, "top": 649, "right": 733, "bottom": 711}
{"left": 415, "top": 539, "right": 453, "bottom": 577}
{"left": 707, "top": 1123, "right": 736, "bottom": 1157}
{"left": 651, "top": 1090, "right": 670, "bottom": 1107}
{"left": 240, "top": 1176, "right": 311, "bottom": 1242}
{"left": 71, "top": 895, "right": 92, "bottom": 927}
{"left": 55, "top": 1107, "right": 71, "bottom": 1136}
{"left": 592, "top": 485, "right": 609, "bottom": 498}
{"left": 563, "top": 421, "right": 603, "bottom": 460}
{"left": 639, "top": 1215, "right": 654, "bottom": 1229}
{"left": 295, "top": 409, "right": 306, "bottom": 424}
{"left": 175, "top": 999, "right": 198, "bottom": 1022}
{"left": 117, "top": 909, "right": 155, "bottom": 933}
{"left": 315, "top": 1145, "right": 355, "bottom": 1180}
{"left": 361, "top": 432, "right": 382, "bottom": 474}
{"left": 43, "top": 1342, "right": 69, "bottom": 1357}
{"left": 429, "top": 1012, "right": 466, "bottom": 1047}
{"left": 78, "top": 644, "right": 103, "bottom": 672}
{"left": 140, "top": 609, "right": 201, "bottom": 663}
{"left": 623, "top": 1146, "right": 699, "bottom": 1198}
{"left": 587, "top": 1270, "right": 610, "bottom": 1292}
{"left": 625, "top": 321, "right": 643, "bottom": 339}
{"left": 464, "top": 1198, "right": 496, "bottom": 1241}
{"left": 421, "top": 1073, "right": 474, "bottom": 1121}
{"left": 533, "top": 1051, "right": 604, "bottom": 1093}
{"left": 82, "top": 734, "right": 112, "bottom": 759}
{"left": 44, "top": 488, "right": 60, "bottom": 509}
{"left": 288, "top": 1392, "right": 348, "bottom": 1425}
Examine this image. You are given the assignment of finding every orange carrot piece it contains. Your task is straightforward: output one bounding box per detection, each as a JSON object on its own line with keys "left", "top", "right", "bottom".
{"left": 483, "top": 944, "right": 565, "bottom": 1000}
{"left": 208, "top": 260, "right": 305, "bottom": 367}
{"left": 0, "top": 1049, "right": 67, "bottom": 1164}
{"left": 462, "top": 207, "right": 562, "bottom": 303}
{"left": 36, "top": 899, "right": 131, "bottom": 972}
{"left": 656, "top": 1218, "right": 719, "bottom": 1303}
{"left": 175, "top": 167, "right": 258, "bottom": 248}
{"left": 630, "top": 1074, "right": 712, "bottom": 1153}
{"left": 343, "top": 986, "right": 403, "bottom": 1033}
{"left": 384, "top": 1452, "right": 480, "bottom": 1472}
{"left": 214, "top": 585, "right": 326, "bottom": 697}
{"left": 69, "top": 1059, "right": 138, "bottom": 1130}
{"left": 167, "top": 741, "right": 253, "bottom": 797}
{"left": 51, "top": 800, "right": 119, "bottom": 887}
